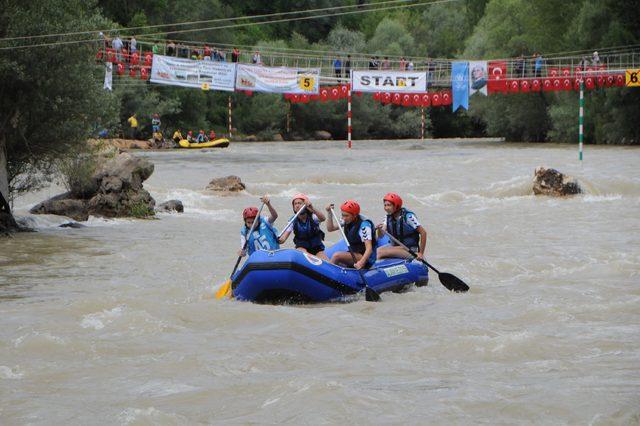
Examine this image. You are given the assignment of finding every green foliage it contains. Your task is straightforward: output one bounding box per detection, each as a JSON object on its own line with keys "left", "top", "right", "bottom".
{"left": 128, "top": 199, "right": 154, "bottom": 218}
{"left": 1, "top": 0, "right": 119, "bottom": 200}
{"left": 367, "top": 18, "right": 415, "bottom": 57}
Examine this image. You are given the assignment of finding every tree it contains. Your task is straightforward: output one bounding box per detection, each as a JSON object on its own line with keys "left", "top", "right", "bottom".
{"left": 0, "top": 0, "right": 120, "bottom": 213}
{"left": 367, "top": 18, "right": 415, "bottom": 57}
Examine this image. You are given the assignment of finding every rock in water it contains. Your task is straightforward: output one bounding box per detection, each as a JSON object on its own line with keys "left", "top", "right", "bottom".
{"left": 156, "top": 200, "right": 184, "bottom": 213}
{"left": 533, "top": 166, "right": 582, "bottom": 196}
{"left": 30, "top": 152, "right": 156, "bottom": 221}
{"left": 314, "top": 130, "right": 332, "bottom": 140}
{"left": 206, "top": 175, "right": 245, "bottom": 192}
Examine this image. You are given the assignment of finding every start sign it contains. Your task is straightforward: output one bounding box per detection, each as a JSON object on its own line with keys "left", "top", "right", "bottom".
{"left": 351, "top": 70, "right": 428, "bottom": 93}
{"left": 626, "top": 69, "right": 640, "bottom": 87}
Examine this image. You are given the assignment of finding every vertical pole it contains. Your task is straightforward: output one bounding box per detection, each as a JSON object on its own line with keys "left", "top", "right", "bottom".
{"left": 347, "top": 84, "right": 352, "bottom": 149}
{"left": 286, "top": 100, "right": 291, "bottom": 134}
{"left": 228, "top": 95, "right": 232, "bottom": 139}
{"left": 579, "top": 80, "right": 584, "bottom": 162}
{"left": 421, "top": 107, "right": 425, "bottom": 140}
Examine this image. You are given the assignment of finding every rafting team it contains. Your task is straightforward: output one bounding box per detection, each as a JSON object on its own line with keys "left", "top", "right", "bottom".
{"left": 239, "top": 193, "right": 427, "bottom": 270}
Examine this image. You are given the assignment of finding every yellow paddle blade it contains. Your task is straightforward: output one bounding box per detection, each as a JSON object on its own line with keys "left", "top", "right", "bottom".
{"left": 215, "top": 279, "right": 232, "bottom": 299}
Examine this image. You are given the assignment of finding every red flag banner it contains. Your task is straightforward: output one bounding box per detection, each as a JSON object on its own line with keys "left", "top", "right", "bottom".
{"left": 431, "top": 92, "right": 442, "bottom": 106}
{"left": 520, "top": 79, "right": 531, "bottom": 93}
{"left": 441, "top": 91, "right": 452, "bottom": 105}
{"left": 421, "top": 93, "right": 431, "bottom": 107}
{"left": 531, "top": 78, "right": 542, "bottom": 92}
{"left": 488, "top": 61, "right": 507, "bottom": 94}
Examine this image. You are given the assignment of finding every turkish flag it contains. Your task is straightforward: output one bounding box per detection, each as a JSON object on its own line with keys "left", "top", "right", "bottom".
{"left": 320, "top": 88, "right": 329, "bottom": 102}
{"left": 615, "top": 74, "right": 625, "bottom": 87}
{"left": 531, "top": 78, "right": 542, "bottom": 92}
{"left": 401, "top": 94, "right": 411, "bottom": 107}
{"left": 301, "top": 94, "right": 310, "bottom": 103}
{"left": 431, "top": 92, "right": 442, "bottom": 106}
{"left": 411, "top": 94, "right": 422, "bottom": 107}
{"left": 382, "top": 92, "right": 392, "bottom": 104}
{"left": 339, "top": 84, "right": 349, "bottom": 98}
{"left": 140, "top": 67, "right": 149, "bottom": 80}
{"left": 392, "top": 93, "right": 402, "bottom": 105}
{"left": 606, "top": 75, "right": 615, "bottom": 87}
{"left": 520, "top": 79, "right": 531, "bottom": 93}
{"left": 543, "top": 78, "right": 553, "bottom": 91}
{"left": 508, "top": 80, "right": 520, "bottom": 93}
{"left": 291, "top": 94, "right": 300, "bottom": 103}
{"left": 330, "top": 87, "right": 340, "bottom": 100}
{"left": 116, "top": 62, "right": 125, "bottom": 75}
{"left": 585, "top": 77, "right": 595, "bottom": 90}
{"left": 552, "top": 78, "right": 562, "bottom": 91}
{"left": 421, "top": 93, "right": 431, "bottom": 107}
{"left": 562, "top": 78, "right": 573, "bottom": 91}
{"left": 373, "top": 92, "right": 381, "bottom": 101}
{"left": 561, "top": 67, "right": 571, "bottom": 77}
{"left": 597, "top": 76, "right": 605, "bottom": 87}
{"left": 548, "top": 68, "right": 559, "bottom": 77}
{"left": 441, "top": 90, "right": 452, "bottom": 105}
{"left": 310, "top": 94, "right": 320, "bottom": 101}
{"left": 488, "top": 61, "right": 507, "bottom": 93}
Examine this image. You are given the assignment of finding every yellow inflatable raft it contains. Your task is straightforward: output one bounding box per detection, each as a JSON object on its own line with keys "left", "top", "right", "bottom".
{"left": 178, "top": 138, "right": 230, "bottom": 149}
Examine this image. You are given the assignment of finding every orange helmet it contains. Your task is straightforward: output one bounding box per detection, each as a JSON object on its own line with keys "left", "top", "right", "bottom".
{"left": 292, "top": 193, "right": 309, "bottom": 208}
{"left": 383, "top": 192, "right": 403, "bottom": 210}
{"left": 242, "top": 207, "right": 258, "bottom": 219}
{"left": 340, "top": 200, "right": 360, "bottom": 216}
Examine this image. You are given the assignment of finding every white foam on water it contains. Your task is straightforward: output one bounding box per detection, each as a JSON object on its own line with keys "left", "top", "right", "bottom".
{"left": 0, "top": 365, "right": 24, "bottom": 380}
{"left": 80, "top": 305, "right": 126, "bottom": 330}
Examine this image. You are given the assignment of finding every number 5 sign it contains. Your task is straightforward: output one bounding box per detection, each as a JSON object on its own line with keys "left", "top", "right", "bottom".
{"left": 626, "top": 69, "right": 640, "bottom": 87}
{"left": 298, "top": 75, "right": 316, "bottom": 91}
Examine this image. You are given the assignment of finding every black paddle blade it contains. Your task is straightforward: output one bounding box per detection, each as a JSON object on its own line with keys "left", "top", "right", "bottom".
{"left": 365, "top": 287, "right": 381, "bottom": 302}
{"left": 438, "top": 272, "right": 470, "bottom": 293}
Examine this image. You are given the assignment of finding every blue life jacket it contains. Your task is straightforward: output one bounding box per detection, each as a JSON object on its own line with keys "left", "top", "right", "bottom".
{"left": 386, "top": 208, "right": 420, "bottom": 248}
{"left": 344, "top": 215, "right": 377, "bottom": 264}
{"left": 242, "top": 217, "right": 280, "bottom": 255}
{"left": 292, "top": 213, "right": 325, "bottom": 250}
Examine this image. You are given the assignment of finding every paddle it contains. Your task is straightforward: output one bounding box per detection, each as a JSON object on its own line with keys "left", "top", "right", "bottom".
{"left": 329, "top": 208, "right": 381, "bottom": 302}
{"left": 215, "top": 202, "right": 266, "bottom": 299}
{"left": 384, "top": 232, "right": 469, "bottom": 293}
{"left": 277, "top": 205, "right": 306, "bottom": 240}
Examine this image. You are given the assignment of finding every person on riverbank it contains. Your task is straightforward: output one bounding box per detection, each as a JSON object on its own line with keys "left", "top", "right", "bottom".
{"left": 278, "top": 193, "right": 327, "bottom": 259}
{"left": 127, "top": 113, "right": 138, "bottom": 139}
{"left": 239, "top": 195, "right": 279, "bottom": 257}
{"left": 376, "top": 193, "right": 427, "bottom": 260}
{"left": 325, "top": 200, "right": 376, "bottom": 269}
{"left": 172, "top": 129, "right": 183, "bottom": 144}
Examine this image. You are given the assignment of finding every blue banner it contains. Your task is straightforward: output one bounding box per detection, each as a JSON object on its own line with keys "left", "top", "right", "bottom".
{"left": 451, "top": 61, "right": 469, "bottom": 111}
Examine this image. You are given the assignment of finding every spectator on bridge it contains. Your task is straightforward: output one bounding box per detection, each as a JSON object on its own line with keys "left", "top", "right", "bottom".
{"left": 407, "top": 61, "right": 414, "bottom": 71}
{"left": 399, "top": 57, "right": 406, "bottom": 71}
{"left": 112, "top": 35, "right": 123, "bottom": 61}
{"left": 534, "top": 53, "right": 544, "bottom": 77}
{"left": 204, "top": 45, "right": 212, "bottom": 59}
{"left": 232, "top": 47, "right": 240, "bottom": 62}
{"left": 333, "top": 57, "right": 342, "bottom": 80}
{"left": 344, "top": 55, "right": 351, "bottom": 78}
{"left": 130, "top": 36, "right": 137, "bottom": 53}
{"left": 166, "top": 40, "right": 176, "bottom": 56}
{"left": 591, "top": 51, "right": 600, "bottom": 66}
{"left": 252, "top": 50, "right": 261, "bottom": 64}
{"left": 382, "top": 57, "right": 390, "bottom": 70}
{"left": 368, "top": 56, "right": 376, "bottom": 70}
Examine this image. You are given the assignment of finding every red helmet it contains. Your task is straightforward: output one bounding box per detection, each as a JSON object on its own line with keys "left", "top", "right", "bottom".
{"left": 291, "top": 193, "right": 309, "bottom": 207}
{"left": 383, "top": 192, "right": 403, "bottom": 210}
{"left": 340, "top": 200, "right": 360, "bottom": 216}
{"left": 242, "top": 207, "right": 258, "bottom": 219}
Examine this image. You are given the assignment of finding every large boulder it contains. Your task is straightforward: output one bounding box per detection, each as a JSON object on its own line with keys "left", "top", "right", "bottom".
{"left": 206, "top": 175, "right": 245, "bottom": 192}
{"left": 314, "top": 130, "right": 332, "bottom": 140}
{"left": 156, "top": 199, "right": 184, "bottom": 213}
{"left": 533, "top": 166, "right": 582, "bottom": 196}
{"left": 30, "top": 152, "right": 156, "bottom": 221}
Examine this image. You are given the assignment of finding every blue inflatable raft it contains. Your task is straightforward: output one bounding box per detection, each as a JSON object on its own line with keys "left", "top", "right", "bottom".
{"left": 231, "top": 236, "right": 429, "bottom": 303}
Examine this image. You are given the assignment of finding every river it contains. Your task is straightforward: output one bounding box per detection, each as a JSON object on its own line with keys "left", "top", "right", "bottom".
{"left": 1, "top": 140, "right": 639, "bottom": 424}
